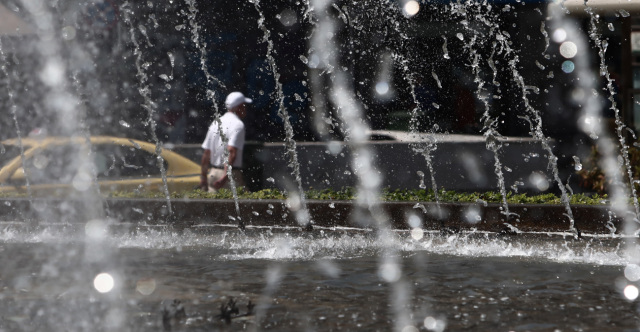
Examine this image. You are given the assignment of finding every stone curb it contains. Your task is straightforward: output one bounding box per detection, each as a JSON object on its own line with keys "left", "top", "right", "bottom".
{"left": 0, "top": 198, "right": 624, "bottom": 234}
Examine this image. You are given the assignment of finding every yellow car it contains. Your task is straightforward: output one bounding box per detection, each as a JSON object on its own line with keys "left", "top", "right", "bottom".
{"left": 0, "top": 136, "right": 200, "bottom": 196}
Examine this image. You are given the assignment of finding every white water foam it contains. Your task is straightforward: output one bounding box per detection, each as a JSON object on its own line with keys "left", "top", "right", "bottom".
{"left": 0, "top": 223, "right": 628, "bottom": 266}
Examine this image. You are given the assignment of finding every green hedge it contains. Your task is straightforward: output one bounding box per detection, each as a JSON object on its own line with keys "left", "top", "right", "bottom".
{"left": 103, "top": 188, "right": 608, "bottom": 205}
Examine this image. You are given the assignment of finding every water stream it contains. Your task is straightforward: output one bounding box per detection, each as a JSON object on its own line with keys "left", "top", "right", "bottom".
{"left": 122, "top": 2, "right": 172, "bottom": 217}
{"left": 395, "top": 52, "right": 441, "bottom": 207}
{"left": 252, "top": 0, "right": 311, "bottom": 230}
{"left": 310, "top": 1, "right": 414, "bottom": 330}
{"left": 585, "top": 5, "right": 640, "bottom": 227}
{"left": 17, "top": 0, "right": 106, "bottom": 222}
{"left": 458, "top": 4, "right": 513, "bottom": 227}
{"left": 378, "top": 2, "right": 442, "bottom": 210}
{"left": 183, "top": 0, "right": 242, "bottom": 224}
{"left": 455, "top": 1, "right": 578, "bottom": 235}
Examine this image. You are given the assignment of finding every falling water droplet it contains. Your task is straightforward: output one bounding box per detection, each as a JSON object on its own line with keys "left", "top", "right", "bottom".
{"left": 572, "top": 156, "right": 583, "bottom": 171}
{"left": 442, "top": 36, "right": 450, "bottom": 59}
{"left": 168, "top": 52, "right": 175, "bottom": 67}
{"left": 432, "top": 71, "right": 442, "bottom": 89}
{"left": 417, "top": 171, "right": 426, "bottom": 189}
{"left": 511, "top": 181, "right": 525, "bottom": 192}
{"left": 119, "top": 120, "right": 130, "bottom": 128}
{"left": 456, "top": 33, "right": 464, "bottom": 41}
{"left": 620, "top": 9, "right": 630, "bottom": 17}
{"left": 413, "top": 203, "right": 427, "bottom": 213}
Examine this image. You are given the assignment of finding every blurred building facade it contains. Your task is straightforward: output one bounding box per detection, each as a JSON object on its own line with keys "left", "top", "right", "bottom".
{"left": 0, "top": 0, "right": 635, "bottom": 150}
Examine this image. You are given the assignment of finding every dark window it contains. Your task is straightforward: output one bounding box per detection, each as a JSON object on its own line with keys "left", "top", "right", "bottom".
{"left": 93, "top": 144, "right": 166, "bottom": 179}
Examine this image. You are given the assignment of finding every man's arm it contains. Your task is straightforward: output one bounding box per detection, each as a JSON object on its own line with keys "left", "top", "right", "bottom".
{"left": 200, "top": 149, "right": 211, "bottom": 190}
{"left": 212, "top": 146, "right": 237, "bottom": 190}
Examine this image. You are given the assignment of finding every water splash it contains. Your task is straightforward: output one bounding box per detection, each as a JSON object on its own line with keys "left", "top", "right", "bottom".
{"left": 0, "top": 225, "right": 630, "bottom": 266}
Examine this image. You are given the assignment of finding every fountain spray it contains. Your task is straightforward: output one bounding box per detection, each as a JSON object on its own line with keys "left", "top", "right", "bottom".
{"left": 251, "top": 0, "right": 312, "bottom": 230}
{"left": 184, "top": 0, "right": 243, "bottom": 226}
{"left": 122, "top": 2, "right": 173, "bottom": 217}
{"left": 310, "top": 1, "right": 415, "bottom": 330}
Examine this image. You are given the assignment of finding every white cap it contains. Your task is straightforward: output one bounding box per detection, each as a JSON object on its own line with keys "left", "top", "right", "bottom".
{"left": 225, "top": 91, "right": 253, "bottom": 110}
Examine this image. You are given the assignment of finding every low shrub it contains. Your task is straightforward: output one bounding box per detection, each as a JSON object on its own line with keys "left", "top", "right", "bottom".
{"left": 577, "top": 145, "right": 640, "bottom": 196}
{"left": 103, "top": 187, "right": 608, "bottom": 205}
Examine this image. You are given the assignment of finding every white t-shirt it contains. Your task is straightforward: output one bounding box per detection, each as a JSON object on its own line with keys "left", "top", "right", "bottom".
{"left": 201, "top": 112, "right": 245, "bottom": 168}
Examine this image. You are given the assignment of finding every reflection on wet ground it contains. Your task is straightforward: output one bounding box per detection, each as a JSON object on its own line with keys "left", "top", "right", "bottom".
{"left": 0, "top": 223, "right": 637, "bottom": 331}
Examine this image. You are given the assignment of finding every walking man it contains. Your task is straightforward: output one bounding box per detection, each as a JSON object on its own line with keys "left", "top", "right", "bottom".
{"left": 200, "top": 91, "right": 252, "bottom": 192}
